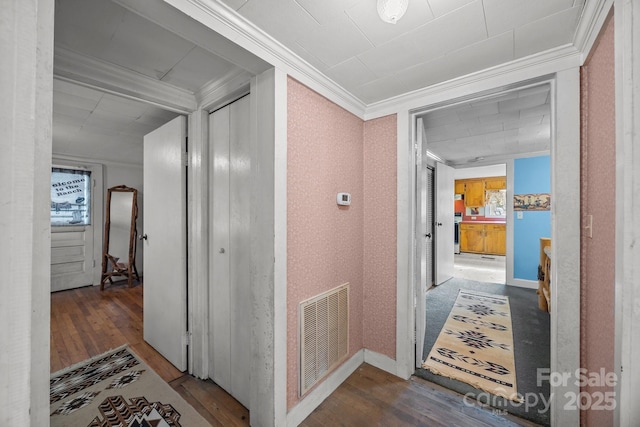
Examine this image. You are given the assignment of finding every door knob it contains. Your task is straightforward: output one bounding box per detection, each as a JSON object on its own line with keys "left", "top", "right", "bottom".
{"left": 138, "top": 234, "right": 148, "bottom": 240}
{"left": 219, "top": 248, "right": 225, "bottom": 254}
{"left": 425, "top": 233, "right": 432, "bottom": 238}
{"left": 436, "top": 222, "right": 443, "bottom": 226}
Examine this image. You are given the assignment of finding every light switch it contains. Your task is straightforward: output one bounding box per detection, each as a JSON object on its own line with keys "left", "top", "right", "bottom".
{"left": 517, "top": 211, "right": 523, "bottom": 219}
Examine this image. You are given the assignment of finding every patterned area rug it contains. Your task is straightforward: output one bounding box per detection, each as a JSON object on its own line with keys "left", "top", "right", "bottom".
{"left": 422, "top": 289, "right": 521, "bottom": 402}
{"left": 50, "top": 345, "right": 210, "bottom": 426}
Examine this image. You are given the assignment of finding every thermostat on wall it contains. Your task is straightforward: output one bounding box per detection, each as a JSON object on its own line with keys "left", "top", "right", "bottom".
{"left": 337, "top": 192, "right": 351, "bottom": 206}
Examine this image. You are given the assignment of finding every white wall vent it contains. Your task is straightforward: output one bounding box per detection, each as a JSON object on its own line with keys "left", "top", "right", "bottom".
{"left": 299, "top": 283, "right": 349, "bottom": 396}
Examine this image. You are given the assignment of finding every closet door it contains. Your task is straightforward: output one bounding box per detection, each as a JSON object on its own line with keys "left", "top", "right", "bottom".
{"left": 208, "top": 96, "right": 251, "bottom": 408}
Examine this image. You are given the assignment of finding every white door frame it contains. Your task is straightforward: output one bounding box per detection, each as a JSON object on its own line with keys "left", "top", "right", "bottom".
{"left": 401, "top": 71, "right": 581, "bottom": 427}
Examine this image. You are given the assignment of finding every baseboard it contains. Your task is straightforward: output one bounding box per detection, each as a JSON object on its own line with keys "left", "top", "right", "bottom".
{"left": 363, "top": 349, "right": 397, "bottom": 376}
{"left": 507, "top": 278, "right": 538, "bottom": 290}
{"left": 286, "top": 349, "right": 364, "bottom": 426}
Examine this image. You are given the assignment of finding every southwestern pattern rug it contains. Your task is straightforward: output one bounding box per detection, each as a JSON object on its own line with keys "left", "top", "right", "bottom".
{"left": 50, "top": 345, "right": 210, "bottom": 427}
{"left": 422, "top": 289, "right": 521, "bottom": 402}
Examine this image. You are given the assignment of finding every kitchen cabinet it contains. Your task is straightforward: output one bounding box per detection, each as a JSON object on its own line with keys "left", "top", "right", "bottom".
{"left": 464, "top": 179, "right": 485, "bottom": 207}
{"left": 460, "top": 223, "right": 484, "bottom": 253}
{"left": 459, "top": 223, "right": 506, "bottom": 255}
{"left": 455, "top": 176, "right": 507, "bottom": 207}
{"left": 484, "top": 176, "right": 507, "bottom": 190}
{"left": 484, "top": 224, "right": 506, "bottom": 255}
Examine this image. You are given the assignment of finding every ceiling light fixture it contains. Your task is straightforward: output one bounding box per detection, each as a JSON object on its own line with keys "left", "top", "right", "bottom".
{"left": 377, "top": 0, "right": 409, "bottom": 24}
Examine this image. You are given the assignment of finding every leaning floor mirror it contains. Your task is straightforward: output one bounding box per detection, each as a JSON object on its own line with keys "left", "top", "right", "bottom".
{"left": 100, "top": 185, "right": 140, "bottom": 290}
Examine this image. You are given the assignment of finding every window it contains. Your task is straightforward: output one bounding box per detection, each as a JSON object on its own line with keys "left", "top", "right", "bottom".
{"left": 485, "top": 189, "right": 506, "bottom": 218}
{"left": 51, "top": 167, "right": 91, "bottom": 226}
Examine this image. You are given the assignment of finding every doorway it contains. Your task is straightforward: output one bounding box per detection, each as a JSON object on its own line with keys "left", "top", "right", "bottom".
{"left": 414, "top": 78, "right": 568, "bottom": 426}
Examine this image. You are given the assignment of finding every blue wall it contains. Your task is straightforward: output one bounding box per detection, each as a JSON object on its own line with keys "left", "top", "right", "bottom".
{"left": 513, "top": 156, "right": 551, "bottom": 281}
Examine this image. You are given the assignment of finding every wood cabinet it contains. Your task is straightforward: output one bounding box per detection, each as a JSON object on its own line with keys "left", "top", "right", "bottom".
{"left": 454, "top": 176, "right": 507, "bottom": 207}
{"left": 484, "top": 224, "right": 506, "bottom": 255}
{"left": 459, "top": 223, "right": 506, "bottom": 255}
{"left": 463, "top": 179, "right": 485, "bottom": 207}
{"left": 460, "top": 223, "right": 484, "bottom": 253}
{"left": 484, "top": 176, "right": 507, "bottom": 190}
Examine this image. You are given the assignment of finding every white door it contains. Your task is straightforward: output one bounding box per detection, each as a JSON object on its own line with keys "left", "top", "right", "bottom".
{"left": 142, "top": 115, "right": 188, "bottom": 371}
{"left": 50, "top": 164, "right": 102, "bottom": 292}
{"left": 208, "top": 96, "right": 251, "bottom": 408}
{"left": 51, "top": 226, "right": 94, "bottom": 291}
{"left": 415, "top": 119, "right": 431, "bottom": 367}
{"left": 435, "top": 161, "right": 455, "bottom": 285}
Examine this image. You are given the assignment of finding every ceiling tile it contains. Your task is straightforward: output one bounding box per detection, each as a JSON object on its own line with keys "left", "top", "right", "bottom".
{"left": 325, "top": 57, "right": 378, "bottom": 91}
{"left": 296, "top": 0, "right": 363, "bottom": 25}
{"left": 96, "top": 94, "right": 148, "bottom": 119}
{"left": 520, "top": 103, "right": 551, "bottom": 119}
{"left": 456, "top": 103, "right": 500, "bottom": 121}
{"left": 161, "top": 46, "right": 239, "bottom": 92}
{"left": 357, "top": 33, "right": 432, "bottom": 77}
{"left": 357, "top": 0, "right": 487, "bottom": 78}
{"left": 101, "top": 11, "right": 195, "bottom": 80}
{"left": 345, "top": 0, "right": 435, "bottom": 47}
{"left": 54, "top": 0, "right": 126, "bottom": 57}
{"left": 52, "top": 104, "right": 91, "bottom": 123}
{"left": 514, "top": 6, "right": 583, "bottom": 58}
{"left": 425, "top": 123, "right": 472, "bottom": 142}
{"left": 354, "top": 30, "right": 513, "bottom": 103}
{"left": 426, "top": 0, "right": 476, "bottom": 17}
{"left": 483, "top": 0, "right": 575, "bottom": 37}
{"left": 503, "top": 116, "right": 544, "bottom": 130}
{"left": 295, "top": 14, "right": 374, "bottom": 68}
{"left": 52, "top": 90, "right": 102, "bottom": 112}
{"left": 236, "top": 0, "right": 320, "bottom": 48}
{"left": 498, "top": 92, "right": 548, "bottom": 113}
{"left": 82, "top": 109, "right": 133, "bottom": 130}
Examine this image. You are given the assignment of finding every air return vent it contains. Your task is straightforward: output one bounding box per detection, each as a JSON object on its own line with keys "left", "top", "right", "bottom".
{"left": 299, "top": 283, "right": 349, "bottom": 396}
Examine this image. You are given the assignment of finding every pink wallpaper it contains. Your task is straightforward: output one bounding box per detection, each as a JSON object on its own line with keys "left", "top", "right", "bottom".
{"left": 287, "top": 78, "right": 364, "bottom": 409}
{"left": 580, "top": 14, "right": 615, "bottom": 427}
{"left": 363, "top": 115, "right": 397, "bottom": 358}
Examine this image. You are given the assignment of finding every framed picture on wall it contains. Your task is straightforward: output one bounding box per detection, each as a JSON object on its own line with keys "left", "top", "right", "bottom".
{"left": 514, "top": 193, "right": 551, "bottom": 211}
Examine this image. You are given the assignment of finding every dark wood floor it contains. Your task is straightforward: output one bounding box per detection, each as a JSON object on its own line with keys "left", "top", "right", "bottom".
{"left": 51, "top": 283, "right": 540, "bottom": 426}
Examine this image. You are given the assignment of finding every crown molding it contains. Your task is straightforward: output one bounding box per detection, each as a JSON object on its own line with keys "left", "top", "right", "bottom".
{"left": 196, "top": 69, "right": 252, "bottom": 110}
{"left": 54, "top": 46, "right": 197, "bottom": 114}
{"left": 162, "top": 0, "right": 367, "bottom": 118}
{"left": 573, "top": 0, "right": 613, "bottom": 64}
{"left": 363, "top": 44, "right": 581, "bottom": 120}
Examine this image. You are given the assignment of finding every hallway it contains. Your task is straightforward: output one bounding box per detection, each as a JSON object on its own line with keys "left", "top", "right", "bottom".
{"left": 51, "top": 284, "right": 540, "bottom": 426}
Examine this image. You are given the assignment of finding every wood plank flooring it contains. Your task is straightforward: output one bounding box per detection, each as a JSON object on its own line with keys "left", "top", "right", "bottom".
{"left": 51, "top": 283, "right": 540, "bottom": 427}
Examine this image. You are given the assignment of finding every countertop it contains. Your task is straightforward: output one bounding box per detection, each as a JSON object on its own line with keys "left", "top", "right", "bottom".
{"left": 459, "top": 221, "right": 506, "bottom": 224}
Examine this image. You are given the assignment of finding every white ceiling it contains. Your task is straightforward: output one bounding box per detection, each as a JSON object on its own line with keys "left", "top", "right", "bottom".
{"left": 420, "top": 84, "right": 551, "bottom": 166}
{"left": 53, "top": 0, "right": 263, "bottom": 164}
{"left": 53, "top": 79, "right": 180, "bottom": 162}
{"left": 224, "top": 0, "right": 584, "bottom": 104}
{"left": 52, "top": 0, "right": 583, "bottom": 165}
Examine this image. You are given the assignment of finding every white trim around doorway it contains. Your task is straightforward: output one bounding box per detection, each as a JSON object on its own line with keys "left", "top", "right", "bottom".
{"left": 398, "top": 69, "right": 581, "bottom": 427}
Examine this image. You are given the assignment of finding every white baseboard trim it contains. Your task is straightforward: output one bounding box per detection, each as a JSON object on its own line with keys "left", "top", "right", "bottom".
{"left": 507, "top": 278, "right": 539, "bottom": 290}
{"left": 363, "top": 349, "right": 398, "bottom": 376}
{"left": 286, "top": 349, "right": 364, "bottom": 427}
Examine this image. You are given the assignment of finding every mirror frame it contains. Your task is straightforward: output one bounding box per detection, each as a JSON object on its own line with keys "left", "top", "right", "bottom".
{"left": 100, "top": 185, "right": 140, "bottom": 290}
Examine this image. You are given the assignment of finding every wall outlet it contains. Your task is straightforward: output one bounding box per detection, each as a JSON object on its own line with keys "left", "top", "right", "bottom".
{"left": 517, "top": 211, "right": 523, "bottom": 219}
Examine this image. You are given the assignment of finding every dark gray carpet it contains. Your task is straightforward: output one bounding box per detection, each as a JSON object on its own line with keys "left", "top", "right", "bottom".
{"left": 415, "top": 277, "right": 550, "bottom": 426}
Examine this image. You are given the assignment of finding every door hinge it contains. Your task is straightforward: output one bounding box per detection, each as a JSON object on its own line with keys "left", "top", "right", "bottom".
{"left": 93, "top": 259, "right": 96, "bottom": 268}
{"left": 182, "top": 331, "right": 191, "bottom": 347}
{"left": 182, "top": 152, "right": 189, "bottom": 167}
